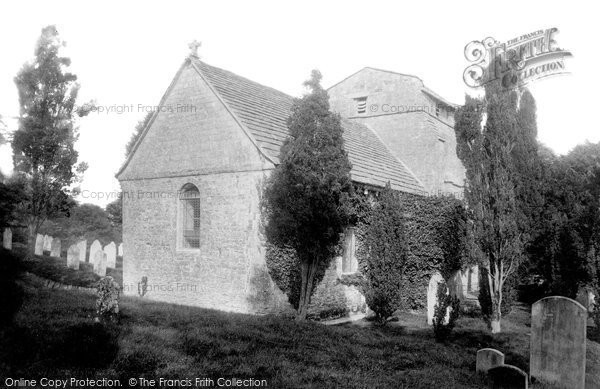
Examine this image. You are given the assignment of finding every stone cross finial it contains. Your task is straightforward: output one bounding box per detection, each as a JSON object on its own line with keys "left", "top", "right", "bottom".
{"left": 188, "top": 40, "right": 202, "bottom": 58}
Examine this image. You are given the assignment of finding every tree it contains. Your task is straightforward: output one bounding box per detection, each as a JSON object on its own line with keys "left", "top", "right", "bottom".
{"left": 105, "top": 197, "right": 122, "bottom": 227}
{"left": 0, "top": 176, "right": 26, "bottom": 229}
{"left": 455, "top": 80, "right": 523, "bottom": 333}
{"left": 12, "top": 25, "right": 88, "bottom": 252}
{"left": 359, "top": 184, "right": 408, "bottom": 323}
{"left": 263, "top": 70, "right": 353, "bottom": 321}
{"left": 512, "top": 90, "right": 544, "bottom": 244}
{"left": 42, "top": 203, "right": 120, "bottom": 247}
{"left": 525, "top": 142, "right": 600, "bottom": 298}
{"left": 125, "top": 111, "right": 153, "bottom": 158}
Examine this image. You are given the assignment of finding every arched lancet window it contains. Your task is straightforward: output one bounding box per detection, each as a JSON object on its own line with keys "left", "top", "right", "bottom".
{"left": 179, "top": 183, "right": 200, "bottom": 249}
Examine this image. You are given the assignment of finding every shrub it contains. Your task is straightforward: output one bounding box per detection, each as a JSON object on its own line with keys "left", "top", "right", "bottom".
{"left": 432, "top": 282, "right": 460, "bottom": 342}
{"left": 96, "top": 276, "right": 120, "bottom": 320}
{"left": 350, "top": 190, "right": 468, "bottom": 311}
{"left": 359, "top": 184, "right": 407, "bottom": 323}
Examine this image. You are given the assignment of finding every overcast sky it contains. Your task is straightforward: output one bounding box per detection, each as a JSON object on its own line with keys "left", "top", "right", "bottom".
{"left": 0, "top": 0, "right": 597, "bottom": 207}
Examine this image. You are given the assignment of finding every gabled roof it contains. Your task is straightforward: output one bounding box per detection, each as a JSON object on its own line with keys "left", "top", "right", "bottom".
{"left": 191, "top": 59, "right": 425, "bottom": 195}
{"left": 326, "top": 66, "right": 424, "bottom": 92}
{"left": 118, "top": 58, "right": 425, "bottom": 195}
{"left": 327, "top": 66, "right": 457, "bottom": 109}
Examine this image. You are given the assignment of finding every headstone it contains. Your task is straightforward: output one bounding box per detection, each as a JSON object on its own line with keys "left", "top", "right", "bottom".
{"left": 77, "top": 240, "right": 87, "bottom": 263}
{"left": 476, "top": 348, "right": 505, "bottom": 374}
{"left": 447, "top": 270, "right": 464, "bottom": 299}
{"left": 488, "top": 364, "right": 528, "bottom": 389}
{"left": 427, "top": 272, "right": 448, "bottom": 325}
{"left": 93, "top": 250, "right": 107, "bottom": 276}
{"left": 576, "top": 287, "right": 595, "bottom": 312}
{"left": 43, "top": 234, "right": 53, "bottom": 252}
{"left": 35, "top": 234, "right": 44, "bottom": 255}
{"left": 460, "top": 265, "right": 479, "bottom": 295}
{"left": 104, "top": 242, "right": 117, "bottom": 268}
{"left": 89, "top": 240, "right": 102, "bottom": 265}
{"left": 3, "top": 228, "right": 12, "bottom": 250}
{"left": 118, "top": 242, "right": 123, "bottom": 257}
{"left": 67, "top": 244, "right": 80, "bottom": 270}
{"left": 530, "top": 296, "right": 586, "bottom": 389}
{"left": 50, "top": 238, "right": 61, "bottom": 258}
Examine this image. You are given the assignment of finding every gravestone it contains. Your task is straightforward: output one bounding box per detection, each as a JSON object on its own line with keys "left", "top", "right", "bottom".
{"left": 67, "top": 244, "right": 80, "bottom": 270}
{"left": 118, "top": 242, "right": 123, "bottom": 257}
{"left": 576, "top": 287, "right": 595, "bottom": 312}
{"left": 3, "top": 228, "right": 12, "bottom": 250}
{"left": 34, "top": 234, "right": 44, "bottom": 255}
{"left": 89, "top": 240, "right": 102, "bottom": 265}
{"left": 488, "top": 365, "right": 528, "bottom": 389}
{"left": 427, "top": 272, "right": 448, "bottom": 325}
{"left": 50, "top": 238, "right": 61, "bottom": 258}
{"left": 447, "top": 270, "right": 464, "bottom": 299}
{"left": 530, "top": 296, "right": 586, "bottom": 389}
{"left": 476, "top": 348, "right": 505, "bottom": 374}
{"left": 460, "top": 265, "right": 479, "bottom": 295}
{"left": 93, "top": 250, "right": 107, "bottom": 276}
{"left": 104, "top": 242, "right": 116, "bottom": 268}
{"left": 77, "top": 240, "right": 87, "bottom": 263}
{"left": 43, "top": 234, "right": 53, "bottom": 252}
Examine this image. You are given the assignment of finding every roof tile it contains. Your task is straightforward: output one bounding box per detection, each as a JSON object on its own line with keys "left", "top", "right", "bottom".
{"left": 193, "top": 59, "right": 425, "bottom": 195}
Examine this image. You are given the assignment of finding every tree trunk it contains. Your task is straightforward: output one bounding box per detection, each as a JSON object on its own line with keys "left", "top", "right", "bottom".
{"left": 296, "top": 261, "right": 310, "bottom": 322}
{"left": 490, "top": 304, "right": 502, "bottom": 333}
{"left": 296, "top": 259, "right": 318, "bottom": 322}
{"left": 487, "top": 262, "right": 503, "bottom": 333}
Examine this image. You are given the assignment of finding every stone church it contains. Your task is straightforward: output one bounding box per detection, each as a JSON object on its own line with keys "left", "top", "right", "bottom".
{"left": 116, "top": 48, "right": 468, "bottom": 315}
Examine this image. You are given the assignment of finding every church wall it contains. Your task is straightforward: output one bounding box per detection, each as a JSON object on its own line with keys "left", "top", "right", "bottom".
{"left": 328, "top": 68, "right": 465, "bottom": 197}
{"left": 119, "top": 62, "right": 268, "bottom": 181}
{"left": 119, "top": 61, "right": 292, "bottom": 314}
{"left": 121, "top": 172, "right": 291, "bottom": 314}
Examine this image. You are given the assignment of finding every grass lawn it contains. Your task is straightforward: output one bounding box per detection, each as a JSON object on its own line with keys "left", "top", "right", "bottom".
{"left": 16, "top": 245, "right": 123, "bottom": 287}
{"left": 2, "top": 273, "right": 599, "bottom": 388}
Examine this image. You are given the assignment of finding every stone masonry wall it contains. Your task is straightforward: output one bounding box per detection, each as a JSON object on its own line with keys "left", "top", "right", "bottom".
{"left": 328, "top": 68, "right": 465, "bottom": 197}
{"left": 119, "top": 61, "right": 291, "bottom": 314}
{"left": 121, "top": 173, "right": 290, "bottom": 314}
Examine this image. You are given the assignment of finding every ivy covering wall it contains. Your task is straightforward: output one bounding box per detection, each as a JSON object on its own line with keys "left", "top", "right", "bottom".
{"left": 265, "top": 187, "right": 469, "bottom": 314}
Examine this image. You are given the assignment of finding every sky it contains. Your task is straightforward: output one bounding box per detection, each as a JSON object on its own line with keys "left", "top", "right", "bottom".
{"left": 0, "top": 0, "right": 598, "bottom": 207}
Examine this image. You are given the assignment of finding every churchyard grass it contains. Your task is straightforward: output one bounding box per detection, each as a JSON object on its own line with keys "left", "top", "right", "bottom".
{"left": 18, "top": 249, "right": 123, "bottom": 287}
{"left": 3, "top": 251, "right": 599, "bottom": 388}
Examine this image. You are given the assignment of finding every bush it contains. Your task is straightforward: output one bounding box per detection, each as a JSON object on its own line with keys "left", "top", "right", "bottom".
{"left": 350, "top": 190, "right": 468, "bottom": 311}
{"left": 0, "top": 248, "right": 24, "bottom": 327}
{"left": 432, "top": 282, "right": 460, "bottom": 342}
{"left": 96, "top": 276, "right": 120, "bottom": 320}
{"left": 50, "top": 322, "right": 119, "bottom": 368}
{"left": 359, "top": 184, "right": 407, "bottom": 323}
